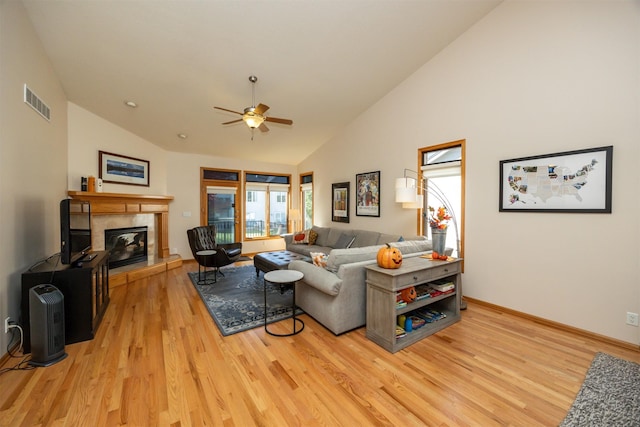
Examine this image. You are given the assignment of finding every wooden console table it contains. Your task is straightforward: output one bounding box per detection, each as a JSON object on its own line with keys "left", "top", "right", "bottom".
{"left": 365, "top": 256, "right": 462, "bottom": 353}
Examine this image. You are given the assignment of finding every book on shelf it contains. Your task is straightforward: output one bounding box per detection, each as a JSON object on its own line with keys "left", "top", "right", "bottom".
{"left": 429, "top": 281, "right": 455, "bottom": 292}
{"left": 415, "top": 284, "right": 431, "bottom": 300}
{"left": 414, "top": 308, "right": 447, "bottom": 323}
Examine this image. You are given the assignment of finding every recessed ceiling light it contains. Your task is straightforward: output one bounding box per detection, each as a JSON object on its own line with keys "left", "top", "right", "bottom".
{"left": 177, "top": 133, "right": 188, "bottom": 139}
{"left": 124, "top": 100, "right": 137, "bottom": 108}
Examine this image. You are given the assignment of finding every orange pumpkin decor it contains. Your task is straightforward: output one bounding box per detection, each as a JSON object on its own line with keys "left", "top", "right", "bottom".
{"left": 400, "top": 286, "right": 417, "bottom": 303}
{"left": 377, "top": 243, "right": 403, "bottom": 269}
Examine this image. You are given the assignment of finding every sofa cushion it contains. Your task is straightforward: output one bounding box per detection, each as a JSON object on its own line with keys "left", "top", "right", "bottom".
{"left": 326, "top": 245, "right": 383, "bottom": 272}
{"left": 334, "top": 233, "right": 356, "bottom": 249}
{"left": 377, "top": 233, "right": 402, "bottom": 245}
{"left": 326, "top": 228, "right": 351, "bottom": 247}
{"left": 351, "top": 230, "right": 381, "bottom": 248}
{"left": 310, "top": 251, "right": 328, "bottom": 268}
{"left": 311, "top": 226, "right": 330, "bottom": 246}
{"left": 288, "top": 260, "right": 342, "bottom": 296}
{"left": 292, "top": 229, "right": 311, "bottom": 244}
{"left": 308, "top": 229, "right": 318, "bottom": 245}
{"left": 389, "top": 239, "right": 432, "bottom": 254}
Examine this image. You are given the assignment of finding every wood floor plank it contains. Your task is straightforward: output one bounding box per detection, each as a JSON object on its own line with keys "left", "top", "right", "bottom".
{"left": 1, "top": 262, "right": 639, "bottom": 426}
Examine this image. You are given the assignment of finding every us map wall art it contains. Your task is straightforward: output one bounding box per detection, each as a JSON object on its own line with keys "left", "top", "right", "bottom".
{"left": 499, "top": 146, "right": 612, "bottom": 213}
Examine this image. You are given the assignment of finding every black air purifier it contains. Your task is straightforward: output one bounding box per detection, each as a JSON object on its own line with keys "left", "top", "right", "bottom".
{"left": 29, "top": 284, "right": 67, "bottom": 367}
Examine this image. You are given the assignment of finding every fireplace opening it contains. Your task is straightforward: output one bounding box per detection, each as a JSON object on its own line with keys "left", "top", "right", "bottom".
{"left": 104, "top": 226, "right": 148, "bottom": 269}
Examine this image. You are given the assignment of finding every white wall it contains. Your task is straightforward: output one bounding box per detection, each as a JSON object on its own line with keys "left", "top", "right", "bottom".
{"left": 166, "top": 151, "right": 295, "bottom": 257}
{"left": 0, "top": 2, "right": 68, "bottom": 356}
{"left": 299, "top": 0, "right": 640, "bottom": 344}
{"left": 67, "top": 103, "right": 168, "bottom": 195}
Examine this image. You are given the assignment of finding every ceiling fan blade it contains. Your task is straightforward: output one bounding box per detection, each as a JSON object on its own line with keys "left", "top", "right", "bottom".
{"left": 214, "top": 106, "right": 243, "bottom": 115}
{"left": 222, "top": 119, "right": 243, "bottom": 125}
{"left": 265, "top": 116, "right": 293, "bottom": 125}
{"left": 254, "top": 103, "right": 270, "bottom": 115}
{"left": 259, "top": 122, "right": 269, "bottom": 132}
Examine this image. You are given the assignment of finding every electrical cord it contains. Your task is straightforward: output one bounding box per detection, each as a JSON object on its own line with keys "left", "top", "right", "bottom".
{"left": 0, "top": 322, "right": 34, "bottom": 375}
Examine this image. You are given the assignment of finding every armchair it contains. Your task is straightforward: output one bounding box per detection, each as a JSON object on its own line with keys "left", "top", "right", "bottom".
{"left": 186, "top": 226, "right": 243, "bottom": 282}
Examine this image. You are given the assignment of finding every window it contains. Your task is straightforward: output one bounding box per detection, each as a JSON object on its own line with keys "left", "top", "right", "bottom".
{"left": 419, "top": 140, "right": 465, "bottom": 260}
{"left": 200, "top": 168, "right": 241, "bottom": 244}
{"left": 244, "top": 173, "right": 291, "bottom": 239}
{"left": 300, "top": 173, "right": 313, "bottom": 230}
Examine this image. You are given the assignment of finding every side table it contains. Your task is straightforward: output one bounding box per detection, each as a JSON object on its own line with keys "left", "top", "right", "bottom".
{"left": 263, "top": 270, "right": 304, "bottom": 336}
{"left": 196, "top": 250, "right": 217, "bottom": 284}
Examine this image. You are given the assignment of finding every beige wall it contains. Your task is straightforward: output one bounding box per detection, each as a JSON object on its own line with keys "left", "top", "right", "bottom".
{"left": 67, "top": 102, "right": 168, "bottom": 195}
{"left": 0, "top": 2, "right": 68, "bottom": 355}
{"left": 300, "top": 0, "right": 640, "bottom": 344}
{"left": 166, "top": 151, "right": 295, "bottom": 257}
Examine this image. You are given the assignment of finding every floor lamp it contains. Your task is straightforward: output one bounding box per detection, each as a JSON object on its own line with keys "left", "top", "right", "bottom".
{"left": 395, "top": 169, "right": 466, "bottom": 309}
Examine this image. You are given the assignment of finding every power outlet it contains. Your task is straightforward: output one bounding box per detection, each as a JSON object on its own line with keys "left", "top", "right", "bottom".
{"left": 626, "top": 312, "right": 639, "bottom": 326}
{"left": 4, "top": 317, "right": 10, "bottom": 333}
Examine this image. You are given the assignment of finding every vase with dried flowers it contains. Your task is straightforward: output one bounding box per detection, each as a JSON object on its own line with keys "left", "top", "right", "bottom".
{"left": 428, "top": 206, "right": 451, "bottom": 256}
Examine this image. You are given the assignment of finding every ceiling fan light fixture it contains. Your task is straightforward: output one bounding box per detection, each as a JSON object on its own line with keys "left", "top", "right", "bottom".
{"left": 243, "top": 108, "right": 265, "bottom": 128}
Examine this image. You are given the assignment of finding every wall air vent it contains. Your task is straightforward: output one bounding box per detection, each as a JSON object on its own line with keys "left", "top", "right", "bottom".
{"left": 24, "top": 84, "right": 51, "bottom": 121}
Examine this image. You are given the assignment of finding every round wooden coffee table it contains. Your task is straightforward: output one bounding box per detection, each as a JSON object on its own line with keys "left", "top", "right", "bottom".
{"left": 263, "top": 270, "right": 304, "bottom": 336}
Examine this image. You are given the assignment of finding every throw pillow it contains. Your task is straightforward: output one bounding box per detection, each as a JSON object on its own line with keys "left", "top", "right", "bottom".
{"left": 308, "top": 229, "right": 318, "bottom": 245}
{"left": 310, "top": 251, "right": 327, "bottom": 268}
{"left": 334, "top": 233, "right": 356, "bottom": 249}
{"left": 292, "top": 230, "right": 310, "bottom": 244}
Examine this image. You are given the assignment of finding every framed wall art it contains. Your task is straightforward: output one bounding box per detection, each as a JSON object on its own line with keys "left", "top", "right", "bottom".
{"left": 99, "top": 151, "right": 150, "bottom": 187}
{"left": 499, "top": 146, "right": 612, "bottom": 213}
{"left": 355, "top": 170, "right": 380, "bottom": 217}
{"left": 331, "top": 182, "right": 350, "bottom": 223}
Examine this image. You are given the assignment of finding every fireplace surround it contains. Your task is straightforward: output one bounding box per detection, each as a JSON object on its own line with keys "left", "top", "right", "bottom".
{"left": 67, "top": 191, "right": 173, "bottom": 259}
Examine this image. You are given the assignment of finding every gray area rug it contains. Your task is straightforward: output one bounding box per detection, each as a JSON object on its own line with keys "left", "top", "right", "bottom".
{"left": 188, "top": 265, "right": 301, "bottom": 336}
{"left": 560, "top": 352, "right": 640, "bottom": 426}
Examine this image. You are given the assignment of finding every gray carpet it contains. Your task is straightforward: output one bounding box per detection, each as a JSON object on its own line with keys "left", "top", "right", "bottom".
{"left": 560, "top": 352, "right": 640, "bottom": 426}
{"left": 188, "top": 265, "right": 301, "bottom": 336}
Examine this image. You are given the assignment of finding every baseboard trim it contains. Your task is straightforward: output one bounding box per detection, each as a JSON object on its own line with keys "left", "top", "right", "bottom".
{"left": 464, "top": 297, "right": 640, "bottom": 352}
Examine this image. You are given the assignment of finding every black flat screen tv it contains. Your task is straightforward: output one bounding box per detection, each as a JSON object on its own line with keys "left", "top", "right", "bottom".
{"left": 60, "top": 199, "right": 92, "bottom": 265}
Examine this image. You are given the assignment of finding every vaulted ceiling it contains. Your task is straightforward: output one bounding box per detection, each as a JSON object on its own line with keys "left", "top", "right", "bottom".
{"left": 22, "top": 0, "right": 502, "bottom": 165}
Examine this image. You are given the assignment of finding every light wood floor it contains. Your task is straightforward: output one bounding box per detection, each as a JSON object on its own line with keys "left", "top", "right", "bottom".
{"left": 1, "top": 261, "right": 639, "bottom": 426}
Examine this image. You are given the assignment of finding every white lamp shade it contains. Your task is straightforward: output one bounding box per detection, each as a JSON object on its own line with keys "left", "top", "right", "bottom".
{"left": 402, "top": 194, "right": 424, "bottom": 209}
{"left": 395, "top": 177, "right": 416, "bottom": 189}
{"left": 395, "top": 187, "right": 416, "bottom": 203}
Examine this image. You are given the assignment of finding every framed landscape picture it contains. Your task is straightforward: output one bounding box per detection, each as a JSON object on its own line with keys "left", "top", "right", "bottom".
{"left": 499, "top": 146, "right": 613, "bottom": 213}
{"left": 355, "top": 170, "right": 380, "bottom": 217}
{"left": 332, "top": 182, "right": 350, "bottom": 223}
{"left": 99, "top": 151, "right": 150, "bottom": 187}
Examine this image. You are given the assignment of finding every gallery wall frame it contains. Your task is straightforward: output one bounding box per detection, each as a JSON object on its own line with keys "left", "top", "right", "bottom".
{"left": 355, "top": 170, "right": 380, "bottom": 217}
{"left": 332, "top": 182, "right": 350, "bottom": 223}
{"left": 499, "top": 146, "right": 613, "bottom": 213}
{"left": 99, "top": 151, "right": 150, "bottom": 187}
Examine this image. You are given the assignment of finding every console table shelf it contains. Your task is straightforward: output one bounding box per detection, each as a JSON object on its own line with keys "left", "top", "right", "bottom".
{"left": 366, "top": 256, "right": 462, "bottom": 353}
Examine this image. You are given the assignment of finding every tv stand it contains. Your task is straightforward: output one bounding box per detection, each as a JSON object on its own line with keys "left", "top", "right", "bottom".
{"left": 21, "top": 251, "right": 110, "bottom": 353}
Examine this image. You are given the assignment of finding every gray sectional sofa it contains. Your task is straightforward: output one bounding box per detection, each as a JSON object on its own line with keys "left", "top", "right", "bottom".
{"left": 284, "top": 226, "right": 434, "bottom": 335}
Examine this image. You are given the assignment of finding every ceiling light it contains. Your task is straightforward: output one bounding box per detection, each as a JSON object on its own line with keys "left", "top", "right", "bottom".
{"left": 242, "top": 108, "right": 265, "bottom": 129}
{"left": 177, "top": 133, "right": 188, "bottom": 139}
{"left": 124, "top": 100, "right": 137, "bottom": 108}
